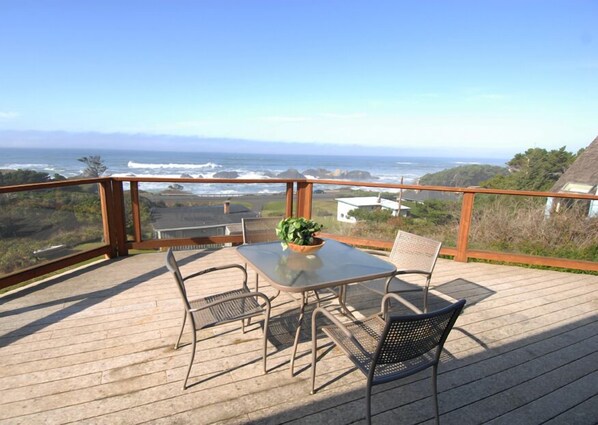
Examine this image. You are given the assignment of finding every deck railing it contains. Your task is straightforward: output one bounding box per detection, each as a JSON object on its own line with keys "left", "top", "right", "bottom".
{"left": 1, "top": 176, "right": 597, "bottom": 290}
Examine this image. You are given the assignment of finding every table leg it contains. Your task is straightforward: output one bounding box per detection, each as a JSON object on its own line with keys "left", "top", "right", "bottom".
{"left": 290, "top": 291, "right": 308, "bottom": 377}
{"left": 338, "top": 285, "right": 356, "bottom": 319}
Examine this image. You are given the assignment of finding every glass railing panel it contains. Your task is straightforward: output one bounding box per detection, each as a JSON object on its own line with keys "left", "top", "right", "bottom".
{"left": 0, "top": 183, "right": 106, "bottom": 277}
{"left": 135, "top": 181, "right": 290, "bottom": 248}
{"left": 469, "top": 193, "right": 598, "bottom": 261}
{"left": 311, "top": 184, "right": 461, "bottom": 249}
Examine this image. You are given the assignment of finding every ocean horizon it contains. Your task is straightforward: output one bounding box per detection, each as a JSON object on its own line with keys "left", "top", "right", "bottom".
{"left": 0, "top": 147, "right": 507, "bottom": 195}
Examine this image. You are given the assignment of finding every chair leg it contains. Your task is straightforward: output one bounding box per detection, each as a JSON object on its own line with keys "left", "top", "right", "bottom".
{"left": 269, "top": 289, "right": 281, "bottom": 302}
{"left": 262, "top": 312, "right": 270, "bottom": 374}
{"left": 365, "top": 382, "right": 373, "bottom": 425}
{"left": 246, "top": 273, "right": 260, "bottom": 328}
{"left": 175, "top": 311, "right": 187, "bottom": 349}
{"left": 310, "top": 320, "right": 318, "bottom": 394}
{"left": 432, "top": 364, "right": 439, "bottom": 425}
{"left": 423, "top": 280, "right": 430, "bottom": 313}
{"left": 183, "top": 330, "right": 197, "bottom": 390}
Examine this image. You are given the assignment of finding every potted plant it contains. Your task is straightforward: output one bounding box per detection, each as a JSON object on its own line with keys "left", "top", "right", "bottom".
{"left": 276, "top": 217, "right": 324, "bottom": 253}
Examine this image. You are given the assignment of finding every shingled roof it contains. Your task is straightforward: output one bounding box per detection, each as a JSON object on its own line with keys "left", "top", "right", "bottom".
{"left": 550, "top": 135, "right": 598, "bottom": 192}
{"left": 151, "top": 204, "right": 257, "bottom": 231}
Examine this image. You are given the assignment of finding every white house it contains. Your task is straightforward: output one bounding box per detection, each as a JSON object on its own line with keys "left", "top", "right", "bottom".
{"left": 335, "top": 196, "right": 410, "bottom": 223}
{"left": 545, "top": 135, "right": 598, "bottom": 218}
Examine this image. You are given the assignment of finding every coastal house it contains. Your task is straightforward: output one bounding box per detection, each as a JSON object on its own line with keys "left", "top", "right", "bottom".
{"left": 545, "top": 135, "right": 598, "bottom": 217}
{"left": 335, "top": 195, "right": 410, "bottom": 223}
{"left": 150, "top": 201, "right": 258, "bottom": 245}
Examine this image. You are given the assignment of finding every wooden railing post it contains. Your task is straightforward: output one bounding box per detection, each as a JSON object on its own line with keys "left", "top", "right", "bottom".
{"left": 130, "top": 181, "right": 142, "bottom": 243}
{"left": 296, "top": 181, "right": 313, "bottom": 219}
{"left": 99, "top": 181, "right": 117, "bottom": 259}
{"left": 285, "top": 182, "right": 294, "bottom": 218}
{"left": 455, "top": 192, "right": 475, "bottom": 262}
{"left": 111, "top": 180, "right": 128, "bottom": 256}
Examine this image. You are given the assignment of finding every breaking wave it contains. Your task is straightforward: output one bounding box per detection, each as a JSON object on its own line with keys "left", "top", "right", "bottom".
{"left": 127, "top": 161, "right": 220, "bottom": 170}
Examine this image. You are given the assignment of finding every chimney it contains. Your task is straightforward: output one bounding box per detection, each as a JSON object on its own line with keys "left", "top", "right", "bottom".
{"left": 223, "top": 200, "right": 230, "bottom": 215}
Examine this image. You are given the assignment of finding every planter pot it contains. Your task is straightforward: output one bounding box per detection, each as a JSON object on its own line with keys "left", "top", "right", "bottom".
{"left": 287, "top": 237, "right": 325, "bottom": 254}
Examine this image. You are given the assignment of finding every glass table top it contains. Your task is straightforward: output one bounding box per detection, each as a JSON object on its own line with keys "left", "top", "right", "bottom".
{"left": 236, "top": 239, "right": 396, "bottom": 293}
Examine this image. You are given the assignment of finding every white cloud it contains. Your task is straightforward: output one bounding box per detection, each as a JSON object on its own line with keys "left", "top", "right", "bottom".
{"left": 0, "top": 111, "right": 19, "bottom": 120}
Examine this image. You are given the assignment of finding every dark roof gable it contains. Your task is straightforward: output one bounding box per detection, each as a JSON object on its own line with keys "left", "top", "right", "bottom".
{"left": 550, "top": 135, "right": 598, "bottom": 192}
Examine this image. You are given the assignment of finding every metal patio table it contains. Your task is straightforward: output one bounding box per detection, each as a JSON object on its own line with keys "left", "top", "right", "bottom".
{"left": 237, "top": 238, "right": 397, "bottom": 375}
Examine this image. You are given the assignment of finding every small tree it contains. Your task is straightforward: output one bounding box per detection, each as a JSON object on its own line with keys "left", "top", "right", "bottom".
{"left": 78, "top": 155, "right": 107, "bottom": 177}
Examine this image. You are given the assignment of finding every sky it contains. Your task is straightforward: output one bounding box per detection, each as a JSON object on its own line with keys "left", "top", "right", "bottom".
{"left": 0, "top": 0, "right": 596, "bottom": 158}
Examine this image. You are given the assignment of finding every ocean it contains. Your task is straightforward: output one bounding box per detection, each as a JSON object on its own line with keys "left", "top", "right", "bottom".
{"left": 0, "top": 147, "right": 507, "bottom": 195}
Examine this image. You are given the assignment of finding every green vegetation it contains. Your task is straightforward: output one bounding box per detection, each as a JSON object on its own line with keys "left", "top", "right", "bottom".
{"left": 0, "top": 169, "right": 65, "bottom": 186}
{"left": 78, "top": 155, "right": 107, "bottom": 178}
{"left": 313, "top": 146, "right": 596, "bottom": 265}
{"left": 261, "top": 200, "right": 286, "bottom": 216}
{"left": 419, "top": 147, "right": 580, "bottom": 192}
{"left": 347, "top": 208, "right": 393, "bottom": 223}
{"left": 0, "top": 182, "right": 105, "bottom": 275}
{"left": 482, "top": 147, "right": 578, "bottom": 191}
{"left": 1, "top": 158, "right": 150, "bottom": 278}
{"left": 420, "top": 164, "right": 507, "bottom": 187}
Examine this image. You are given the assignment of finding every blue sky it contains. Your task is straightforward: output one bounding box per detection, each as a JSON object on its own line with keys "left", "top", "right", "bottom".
{"left": 0, "top": 0, "right": 596, "bottom": 157}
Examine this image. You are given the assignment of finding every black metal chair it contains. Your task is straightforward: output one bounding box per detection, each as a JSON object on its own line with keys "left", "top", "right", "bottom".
{"left": 165, "top": 249, "right": 271, "bottom": 389}
{"left": 360, "top": 230, "right": 442, "bottom": 312}
{"left": 311, "top": 294, "right": 466, "bottom": 425}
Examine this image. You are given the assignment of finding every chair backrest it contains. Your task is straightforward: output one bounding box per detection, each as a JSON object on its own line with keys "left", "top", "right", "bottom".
{"left": 388, "top": 231, "right": 442, "bottom": 274}
{"left": 165, "top": 249, "right": 191, "bottom": 311}
{"left": 242, "top": 217, "right": 282, "bottom": 244}
{"left": 375, "top": 299, "right": 466, "bottom": 366}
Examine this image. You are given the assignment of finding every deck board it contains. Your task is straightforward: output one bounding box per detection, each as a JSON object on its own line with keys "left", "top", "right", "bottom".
{"left": 0, "top": 248, "right": 597, "bottom": 424}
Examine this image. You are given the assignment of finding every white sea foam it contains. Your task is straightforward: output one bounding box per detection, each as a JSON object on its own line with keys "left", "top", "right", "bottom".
{"left": 127, "top": 161, "right": 220, "bottom": 170}
{"left": 4, "top": 163, "right": 49, "bottom": 169}
{"left": 237, "top": 171, "right": 271, "bottom": 179}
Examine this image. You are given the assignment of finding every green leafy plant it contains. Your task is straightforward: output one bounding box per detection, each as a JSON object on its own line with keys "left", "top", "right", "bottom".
{"left": 276, "top": 217, "right": 323, "bottom": 246}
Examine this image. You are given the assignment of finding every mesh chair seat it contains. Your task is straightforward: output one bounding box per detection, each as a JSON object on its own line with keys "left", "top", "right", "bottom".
{"left": 165, "top": 249, "right": 271, "bottom": 389}
{"left": 312, "top": 295, "right": 466, "bottom": 425}
{"left": 322, "top": 315, "right": 437, "bottom": 383}
{"left": 358, "top": 231, "right": 442, "bottom": 312}
{"left": 190, "top": 286, "right": 264, "bottom": 330}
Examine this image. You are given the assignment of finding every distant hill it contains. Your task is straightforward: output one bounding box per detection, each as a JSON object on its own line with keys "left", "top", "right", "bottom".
{"left": 419, "top": 164, "right": 508, "bottom": 187}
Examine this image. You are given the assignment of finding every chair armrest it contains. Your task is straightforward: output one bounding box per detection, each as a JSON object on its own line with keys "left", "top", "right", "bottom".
{"left": 184, "top": 264, "right": 248, "bottom": 285}
{"left": 312, "top": 306, "right": 353, "bottom": 338}
{"left": 312, "top": 307, "right": 381, "bottom": 359}
{"left": 189, "top": 291, "right": 271, "bottom": 313}
{"left": 381, "top": 292, "right": 423, "bottom": 316}
{"left": 384, "top": 270, "right": 431, "bottom": 293}
{"left": 394, "top": 269, "right": 431, "bottom": 276}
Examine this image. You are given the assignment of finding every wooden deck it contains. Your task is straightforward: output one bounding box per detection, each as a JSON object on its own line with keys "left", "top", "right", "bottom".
{"left": 1, "top": 248, "right": 597, "bottom": 424}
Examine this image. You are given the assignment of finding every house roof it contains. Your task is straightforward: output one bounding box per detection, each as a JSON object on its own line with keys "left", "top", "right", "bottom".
{"left": 550, "top": 135, "right": 598, "bottom": 192}
{"left": 335, "top": 196, "right": 410, "bottom": 210}
{"left": 151, "top": 204, "right": 258, "bottom": 231}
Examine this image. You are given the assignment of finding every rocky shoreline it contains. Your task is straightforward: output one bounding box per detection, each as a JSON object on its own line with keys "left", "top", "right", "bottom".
{"left": 204, "top": 168, "right": 377, "bottom": 180}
